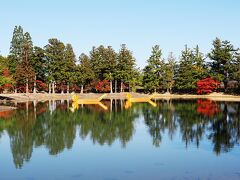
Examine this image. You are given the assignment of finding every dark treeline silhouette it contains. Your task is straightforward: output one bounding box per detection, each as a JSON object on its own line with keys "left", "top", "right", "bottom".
{"left": 1, "top": 25, "right": 240, "bottom": 94}
{"left": 0, "top": 99, "right": 240, "bottom": 168}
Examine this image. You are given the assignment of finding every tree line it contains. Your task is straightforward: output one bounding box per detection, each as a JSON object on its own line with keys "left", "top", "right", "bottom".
{"left": 0, "top": 25, "right": 240, "bottom": 94}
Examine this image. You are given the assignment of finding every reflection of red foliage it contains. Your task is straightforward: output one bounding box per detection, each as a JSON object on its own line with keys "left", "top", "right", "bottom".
{"left": 197, "top": 77, "right": 220, "bottom": 95}
{"left": 95, "top": 80, "right": 110, "bottom": 92}
{"left": 197, "top": 99, "right": 220, "bottom": 117}
{"left": 0, "top": 110, "right": 13, "bottom": 119}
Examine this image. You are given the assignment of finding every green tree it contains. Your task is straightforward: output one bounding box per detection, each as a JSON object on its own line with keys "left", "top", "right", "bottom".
{"left": 175, "top": 45, "right": 206, "bottom": 93}
{"left": 103, "top": 46, "right": 117, "bottom": 93}
{"left": 143, "top": 45, "right": 164, "bottom": 92}
{"left": 75, "top": 53, "right": 95, "bottom": 93}
{"left": 64, "top": 44, "right": 76, "bottom": 93}
{"left": 116, "top": 44, "right": 136, "bottom": 92}
{"left": 208, "top": 38, "right": 236, "bottom": 91}
{"left": 8, "top": 26, "right": 24, "bottom": 75}
{"left": 31, "top": 46, "right": 47, "bottom": 82}
{"left": 162, "top": 52, "right": 176, "bottom": 93}
{"left": 15, "top": 38, "right": 35, "bottom": 93}
{"left": 44, "top": 38, "right": 65, "bottom": 93}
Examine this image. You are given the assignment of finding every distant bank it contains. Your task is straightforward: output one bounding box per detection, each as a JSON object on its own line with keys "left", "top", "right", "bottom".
{"left": 1, "top": 92, "right": 240, "bottom": 102}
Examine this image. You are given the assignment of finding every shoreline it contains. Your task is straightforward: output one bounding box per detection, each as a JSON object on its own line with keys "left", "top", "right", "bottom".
{"left": 0, "top": 92, "right": 240, "bottom": 102}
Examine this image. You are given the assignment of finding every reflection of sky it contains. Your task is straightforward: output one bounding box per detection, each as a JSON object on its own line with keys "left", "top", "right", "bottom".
{"left": 1, "top": 116, "right": 240, "bottom": 180}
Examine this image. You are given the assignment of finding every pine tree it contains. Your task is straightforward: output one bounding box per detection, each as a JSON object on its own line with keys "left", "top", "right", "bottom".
{"left": 103, "top": 46, "right": 117, "bottom": 93}
{"left": 31, "top": 46, "right": 47, "bottom": 82}
{"left": 143, "top": 45, "right": 164, "bottom": 92}
{"left": 233, "top": 51, "right": 240, "bottom": 90}
{"left": 175, "top": 45, "right": 206, "bottom": 93}
{"left": 44, "top": 38, "right": 65, "bottom": 93}
{"left": 175, "top": 45, "right": 195, "bottom": 92}
{"left": 64, "top": 44, "right": 76, "bottom": 93}
{"left": 116, "top": 44, "right": 136, "bottom": 92}
{"left": 8, "top": 26, "right": 24, "bottom": 74}
{"left": 162, "top": 52, "right": 176, "bottom": 93}
{"left": 208, "top": 38, "right": 236, "bottom": 91}
{"left": 31, "top": 46, "right": 48, "bottom": 93}
{"left": 16, "top": 33, "right": 35, "bottom": 93}
{"left": 75, "top": 53, "right": 94, "bottom": 93}
{"left": 89, "top": 45, "right": 105, "bottom": 81}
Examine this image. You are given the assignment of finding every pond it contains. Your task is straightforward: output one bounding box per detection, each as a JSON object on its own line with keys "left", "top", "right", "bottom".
{"left": 0, "top": 99, "right": 240, "bottom": 180}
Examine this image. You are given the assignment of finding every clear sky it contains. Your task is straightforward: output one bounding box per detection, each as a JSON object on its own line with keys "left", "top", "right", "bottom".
{"left": 1, "top": 0, "right": 240, "bottom": 68}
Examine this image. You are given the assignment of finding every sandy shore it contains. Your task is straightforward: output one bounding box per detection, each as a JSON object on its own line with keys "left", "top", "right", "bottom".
{"left": 0, "top": 92, "right": 240, "bottom": 102}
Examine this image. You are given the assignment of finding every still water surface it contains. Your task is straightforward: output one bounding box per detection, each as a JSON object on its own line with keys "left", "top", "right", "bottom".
{"left": 0, "top": 99, "right": 240, "bottom": 180}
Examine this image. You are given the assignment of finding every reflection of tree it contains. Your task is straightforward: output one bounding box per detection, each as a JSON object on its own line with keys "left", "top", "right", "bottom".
{"left": 33, "top": 108, "right": 76, "bottom": 155}
{"left": 142, "top": 100, "right": 177, "bottom": 147}
{"left": 77, "top": 100, "right": 138, "bottom": 147}
{"left": 207, "top": 103, "right": 240, "bottom": 155}
{"left": 6, "top": 103, "right": 36, "bottom": 168}
{"left": 1, "top": 99, "right": 240, "bottom": 168}
{"left": 0, "top": 99, "right": 138, "bottom": 168}
{"left": 175, "top": 100, "right": 206, "bottom": 148}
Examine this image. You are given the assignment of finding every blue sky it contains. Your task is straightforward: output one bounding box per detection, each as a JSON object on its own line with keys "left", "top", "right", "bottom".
{"left": 1, "top": 0, "right": 240, "bottom": 68}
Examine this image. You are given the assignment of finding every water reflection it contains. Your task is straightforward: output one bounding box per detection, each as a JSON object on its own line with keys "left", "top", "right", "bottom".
{"left": 0, "top": 99, "right": 240, "bottom": 168}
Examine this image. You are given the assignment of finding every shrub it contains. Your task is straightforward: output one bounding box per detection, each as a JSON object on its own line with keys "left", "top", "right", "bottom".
{"left": 197, "top": 77, "right": 220, "bottom": 95}
{"left": 95, "top": 80, "right": 110, "bottom": 92}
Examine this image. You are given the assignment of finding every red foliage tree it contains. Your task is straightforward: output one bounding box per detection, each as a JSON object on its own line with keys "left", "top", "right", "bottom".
{"left": 95, "top": 80, "right": 110, "bottom": 92}
{"left": 36, "top": 80, "right": 48, "bottom": 92}
{"left": 2, "top": 68, "right": 10, "bottom": 77}
{"left": 1, "top": 68, "right": 14, "bottom": 92}
{"left": 197, "top": 77, "right": 220, "bottom": 94}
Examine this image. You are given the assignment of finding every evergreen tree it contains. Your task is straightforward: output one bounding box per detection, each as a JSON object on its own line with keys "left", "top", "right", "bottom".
{"left": 75, "top": 53, "right": 95, "bottom": 93}
{"left": 16, "top": 33, "right": 35, "bottom": 93}
{"left": 44, "top": 38, "right": 65, "bottom": 93}
{"left": 175, "top": 45, "right": 206, "bottom": 93}
{"left": 89, "top": 45, "right": 106, "bottom": 81}
{"left": 64, "top": 44, "right": 76, "bottom": 93}
{"left": 143, "top": 45, "right": 164, "bottom": 92}
{"left": 8, "top": 26, "right": 24, "bottom": 74}
{"left": 31, "top": 46, "right": 48, "bottom": 93}
{"left": 233, "top": 51, "right": 240, "bottom": 91}
{"left": 116, "top": 44, "right": 136, "bottom": 92}
{"left": 162, "top": 52, "right": 176, "bottom": 93}
{"left": 31, "top": 46, "right": 47, "bottom": 82}
{"left": 103, "top": 46, "right": 117, "bottom": 93}
{"left": 208, "top": 38, "right": 236, "bottom": 91}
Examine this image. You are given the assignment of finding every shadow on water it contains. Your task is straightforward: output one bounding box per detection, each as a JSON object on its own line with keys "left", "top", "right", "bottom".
{"left": 0, "top": 99, "right": 240, "bottom": 168}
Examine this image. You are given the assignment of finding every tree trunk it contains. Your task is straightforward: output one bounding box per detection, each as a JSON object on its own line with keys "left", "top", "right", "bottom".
{"left": 115, "top": 80, "right": 117, "bottom": 93}
{"left": 120, "top": 81, "right": 123, "bottom": 92}
{"left": 33, "top": 75, "right": 37, "bottom": 94}
{"left": 49, "top": 83, "right": 51, "bottom": 94}
{"left": 52, "top": 82, "right": 55, "bottom": 94}
{"left": 154, "top": 88, "right": 156, "bottom": 93}
{"left": 14, "top": 87, "right": 17, "bottom": 94}
{"left": 26, "top": 78, "right": 29, "bottom": 94}
{"left": 81, "top": 85, "right": 84, "bottom": 94}
{"left": 67, "top": 83, "right": 70, "bottom": 94}
{"left": 110, "top": 80, "right": 113, "bottom": 93}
